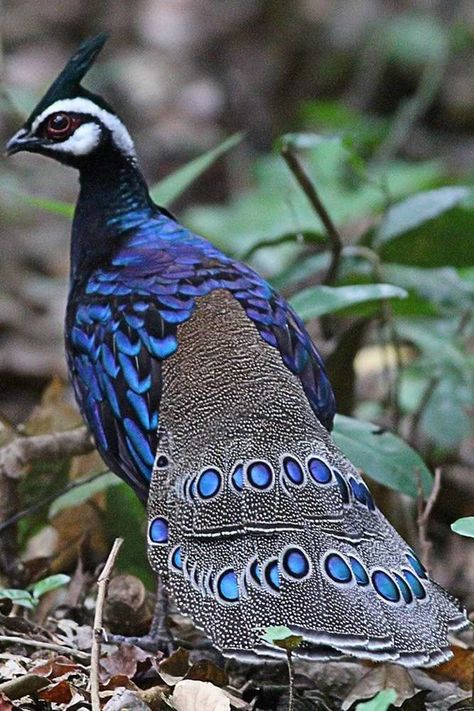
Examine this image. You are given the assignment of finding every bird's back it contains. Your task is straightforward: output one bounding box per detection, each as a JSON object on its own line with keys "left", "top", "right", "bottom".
{"left": 148, "top": 289, "right": 466, "bottom": 665}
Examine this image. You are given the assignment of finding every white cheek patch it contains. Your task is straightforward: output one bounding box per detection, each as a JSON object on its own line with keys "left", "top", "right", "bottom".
{"left": 51, "top": 122, "right": 101, "bottom": 156}
{"left": 31, "top": 97, "right": 136, "bottom": 159}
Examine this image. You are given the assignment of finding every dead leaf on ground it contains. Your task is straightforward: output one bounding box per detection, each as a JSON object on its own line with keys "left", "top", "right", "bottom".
{"left": 0, "top": 692, "right": 16, "bottom": 711}
{"left": 185, "top": 659, "right": 229, "bottom": 688}
{"left": 157, "top": 647, "right": 190, "bottom": 686}
{"left": 342, "top": 663, "right": 415, "bottom": 709}
{"left": 38, "top": 679, "right": 74, "bottom": 704}
{"left": 99, "top": 644, "right": 153, "bottom": 684}
{"left": 172, "top": 679, "right": 230, "bottom": 711}
{"left": 103, "top": 687, "right": 152, "bottom": 711}
{"left": 30, "top": 655, "right": 85, "bottom": 679}
{"left": 398, "top": 690, "right": 429, "bottom": 709}
{"left": 101, "top": 674, "right": 140, "bottom": 692}
{"left": 431, "top": 647, "right": 474, "bottom": 690}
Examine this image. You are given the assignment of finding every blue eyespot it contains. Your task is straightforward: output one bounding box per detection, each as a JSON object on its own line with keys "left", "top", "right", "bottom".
{"left": 307, "top": 457, "right": 332, "bottom": 484}
{"left": 247, "top": 461, "right": 273, "bottom": 490}
{"left": 149, "top": 516, "right": 168, "bottom": 544}
{"left": 393, "top": 572, "right": 413, "bottom": 604}
{"left": 333, "top": 470, "right": 350, "bottom": 504}
{"left": 349, "top": 557, "right": 369, "bottom": 586}
{"left": 282, "top": 547, "right": 310, "bottom": 580}
{"left": 324, "top": 553, "right": 353, "bottom": 584}
{"left": 264, "top": 558, "right": 280, "bottom": 592}
{"left": 402, "top": 569, "right": 426, "bottom": 600}
{"left": 217, "top": 569, "right": 239, "bottom": 603}
{"left": 282, "top": 456, "right": 304, "bottom": 485}
{"left": 350, "top": 478, "right": 367, "bottom": 505}
{"left": 248, "top": 558, "right": 262, "bottom": 587}
{"left": 170, "top": 545, "right": 182, "bottom": 570}
{"left": 231, "top": 463, "right": 244, "bottom": 493}
{"left": 371, "top": 570, "right": 401, "bottom": 603}
{"left": 406, "top": 553, "right": 427, "bottom": 579}
{"left": 196, "top": 468, "right": 221, "bottom": 499}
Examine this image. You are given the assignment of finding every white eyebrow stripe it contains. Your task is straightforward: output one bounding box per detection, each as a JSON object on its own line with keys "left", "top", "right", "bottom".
{"left": 30, "top": 97, "right": 136, "bottom": 158}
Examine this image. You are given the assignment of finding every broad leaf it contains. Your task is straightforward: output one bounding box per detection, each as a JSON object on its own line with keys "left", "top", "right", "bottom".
{"left": 150, "top": 132, "right": 243, "bottom": 206}
{"left": 290, "top": 283, "right": 407, "bottom": 320}
{"left": 451, "top": 517, "right": 474, "bottom": 539}
{"left": 333, "top": 415, "right": 432, "bottom": 497}
{"left": 49, "top": 471, "right": 119, "bottom": 518}
{"left": 186, "top": 135, "right": 442, "bottom": 258}
{"left": 31, "top": 574, "right": 70, "bottom": 600}
{"left": 356, "top": 689, "right": 397, "bottom": 711}
{"left": 376, "top": 186, "right": 471, "bottom": 246}
{"left": 261, "top": 626, "right": 303, "bottom": 651}
{"left": 374, "top": 194, "right": 474, "bottom": 268}
{"left": 0, "top": 588, "right": 35, "bottom": 609}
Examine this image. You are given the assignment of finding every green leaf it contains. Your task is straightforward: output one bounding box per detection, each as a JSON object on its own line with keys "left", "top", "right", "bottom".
{"left": 186, "top": 135, "right": 442, "bottom": 259}
{"left": 375, "top": 187, "right": 472, "bottom": 246}
{"left": 333, "top": 415, "right": 432, "bottom": 497}
{"left": 373, "top": 192, "right": 474, "bottom": 269}
{"left": 356, "top": 689, "right": 397, "bottom": 711}
{"left": 420, "top": 376, "right": 473, "bottom": 449}
{"left": 261, "top": 625, "right": 303, "bottom": 651}
{"left": 49, "top": 472, "right": 120, "bottom": 518}
{"left": 31, "top": 574, "right": 70, "bottom": 600}
{"left": 149, "top": 132, "right": 243, "bottom": 206}
{"left": 0, "top": 588, "right": 36, "bottom": 609}
{"left": 290, "top": 284, "right": 407, "bottom": 321}
{"left": 3, "top": 188, "right": 74, "bottom": 217}
{"left": 382, "top": 264, "right": 474, "bottom": 308}
{"left": 381, "top": 14, "right": 449, "bottom": 66}
{"left": 451, "top": 517, "right": 474, "bottom": 538}
{"left": 105, "top": 483, "right": 152, "bottom": 588}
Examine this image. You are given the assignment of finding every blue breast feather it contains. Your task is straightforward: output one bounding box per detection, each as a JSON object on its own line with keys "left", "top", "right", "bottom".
{"left": 67, "top": 213, "right": 336, "bottom": 499}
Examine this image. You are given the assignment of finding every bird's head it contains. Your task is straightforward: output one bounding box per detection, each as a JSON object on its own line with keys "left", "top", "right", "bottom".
{"left": 5, "top": 33, "right": 136, "bottom": 168}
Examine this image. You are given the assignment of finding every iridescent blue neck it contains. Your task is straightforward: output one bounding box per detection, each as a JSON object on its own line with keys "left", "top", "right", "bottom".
{"left": 71, "top": 145, "right": 155, "bottom": 286}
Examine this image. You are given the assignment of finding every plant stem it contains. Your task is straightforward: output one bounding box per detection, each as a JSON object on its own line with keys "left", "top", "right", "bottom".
{"left": 286, "top": 649, "right": 295, "bottom": 711}
{"left": 280, "top": 143, "right": 342, "bottom": 287}
{"left": 90, "top": 537, "right": 124, "bottom": 711}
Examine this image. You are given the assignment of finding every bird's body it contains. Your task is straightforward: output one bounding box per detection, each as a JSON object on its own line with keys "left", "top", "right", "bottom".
{"left": 7, "top": 34, "right": 467, "bottom": 667}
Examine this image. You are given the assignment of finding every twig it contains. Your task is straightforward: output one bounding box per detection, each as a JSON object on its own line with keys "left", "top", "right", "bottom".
{"left": 0, "top": 426, "right": 94, "bottom": 481}
{"left": 286, "top": 649, "right": 295, "bottom": 711}
{"left": 0, "top": 674, "right": 50, "bottom": 699}
{"left": 90, "top": 537, "right": 124, "bottom": 711}
{"left": 280, "top": 143, "right": 342, "bottom": 286}
{"left": 416, "top": 467, "right": 442, "bottom": 572}
{"left": 374, "top": 50, "right": 449, "bottom": 163}
{"left": 409, "top": 376, "right": 441, "bottom": 447}
{"left": 0, "top": 426, "right": 94, "bottom": 583}
{"left": 0, "top": 634, "right": 91, "bottom": 661}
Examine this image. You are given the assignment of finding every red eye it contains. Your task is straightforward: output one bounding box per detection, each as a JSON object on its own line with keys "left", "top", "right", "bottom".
{"left": 44, "top": 112, "right": 81, "bottom": 140}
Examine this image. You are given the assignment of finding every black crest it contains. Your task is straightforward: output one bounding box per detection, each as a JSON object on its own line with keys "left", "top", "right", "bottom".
{"left": 26, "top": 32, "right": 111, "bottom": 127}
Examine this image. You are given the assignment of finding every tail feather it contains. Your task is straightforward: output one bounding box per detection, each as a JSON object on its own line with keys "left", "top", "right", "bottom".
{"left": 147, "top": 432, "right": 467, "bottom": 666}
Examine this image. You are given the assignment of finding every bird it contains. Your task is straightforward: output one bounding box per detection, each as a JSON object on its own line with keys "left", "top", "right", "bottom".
{"left": 6, "top": 33, "right": 467, "bottom": 667}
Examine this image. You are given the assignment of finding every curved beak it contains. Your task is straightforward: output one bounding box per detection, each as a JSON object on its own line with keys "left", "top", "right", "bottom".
{"left": 4, "top": 128, "right": 41, "bottom": 157}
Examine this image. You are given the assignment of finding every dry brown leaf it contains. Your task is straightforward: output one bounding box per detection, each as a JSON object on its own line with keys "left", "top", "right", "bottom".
{"left": 0, "top": 692, "right": 15, "bottom": 711}
{"left": 30, "top": 655, "right": 84, "bottom": 679}
{"left": 172, "top": 680, "right": 230, "bottom": 711}
{"left": 157, "top": 647, "right": 190, "bottom": 686}
{"left": 101, "top": 674, "right": 140, "bottom": 692}
{"left": 431, "top": 646, "right": 474, "bottom": 691}
{"left": 99, "top": 644, "right": 152, "bottom": 684}
{"left": 342, "top": 663, "right": 415, "bottom": 709}
{"left": 24, "top": 377, "right": 81, "bottom": 435}
{"left": 38, "top": 679, "right": 74, "bottom": 704}
{"left": 185, "top": 659, "right": 228, "bottom": 688}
